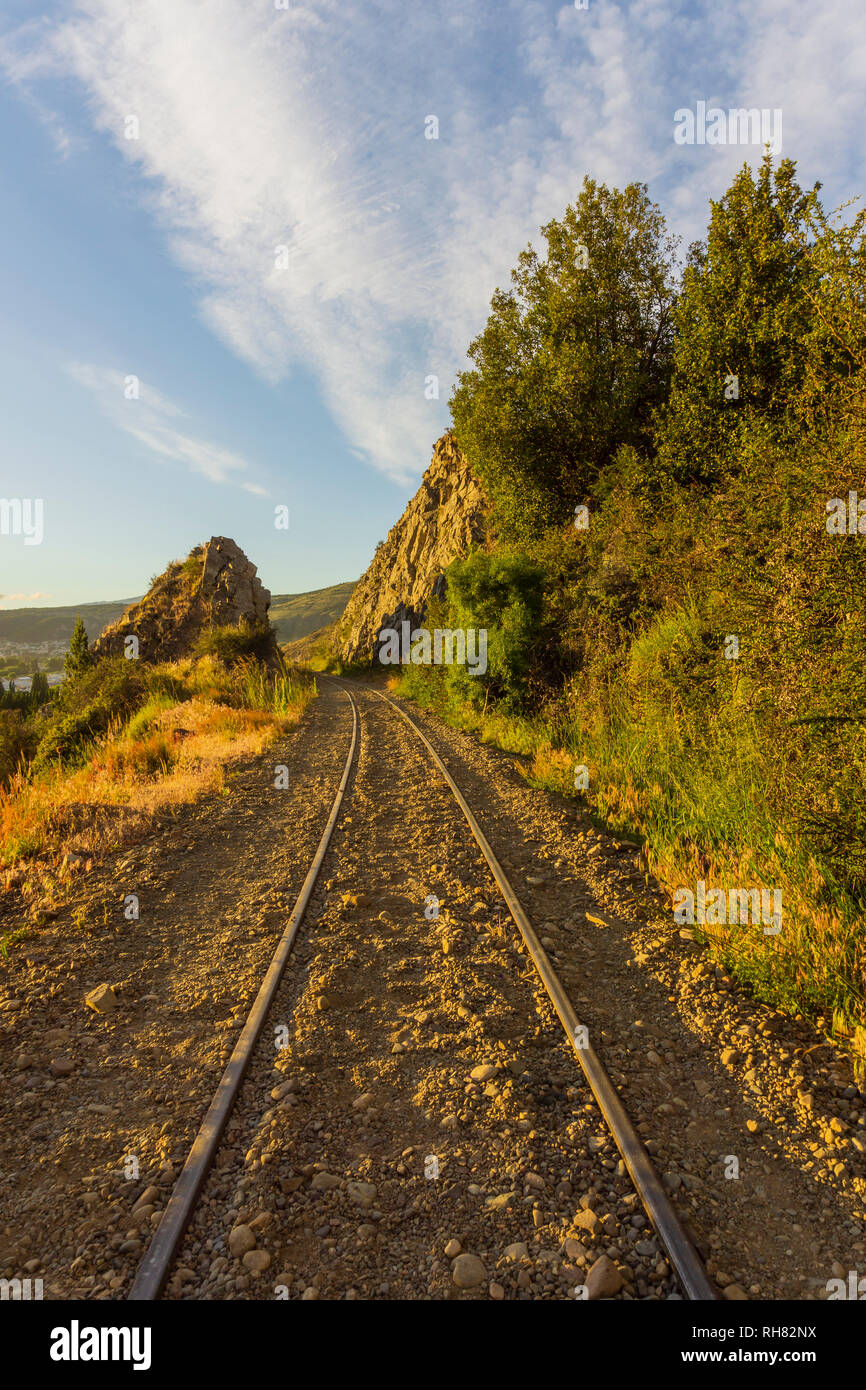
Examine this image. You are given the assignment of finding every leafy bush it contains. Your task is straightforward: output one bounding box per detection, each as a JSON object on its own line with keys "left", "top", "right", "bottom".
{"left": 30, "top": 658, "right": 147, "bottom": 774}
{"left": 0, "top": 711, "right": 35, "bottom": 785}
{"left": 438, "top": 549, "right": 545, "bottom": 709}
{"left": 194, "top": 619, "right": 277, "bottom": 664}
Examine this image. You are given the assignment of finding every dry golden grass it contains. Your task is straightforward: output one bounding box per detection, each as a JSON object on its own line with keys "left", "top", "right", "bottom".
{"left": 0, "top": 672, "right": 314, "bottom": 896}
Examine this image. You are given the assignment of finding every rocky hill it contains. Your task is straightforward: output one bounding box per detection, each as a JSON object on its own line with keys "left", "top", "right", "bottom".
{"left": 93, "top": 536, "right": 271, "bottom": 662}
{"left": 335, "top": 432, "right": 487, "bottom": 662}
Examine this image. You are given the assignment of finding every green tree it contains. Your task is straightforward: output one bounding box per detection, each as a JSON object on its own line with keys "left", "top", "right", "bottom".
{"left": 450, "top": 178, "right": 679, "bottom": 541}
{"left": 655, "top": 156, "right": 823, "bottom": 487}
{"left": 29, "top": 668, "right": 50, "bottom": 708}
{"left": 65, "top": 614, "right": 93, "bottom": 680}
{"left": 444, "top": 549, "right": 545, "bottom": 709}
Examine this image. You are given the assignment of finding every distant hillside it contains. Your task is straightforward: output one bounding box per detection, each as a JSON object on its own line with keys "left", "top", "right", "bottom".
{"left": 0, "top": 580, "right": 356, "bottom": 665}
{"left": 0, "top": 599, "right": 139, "bottom": 647}
{"left": 269, "top": 581, "right": 356, "bottom": 643}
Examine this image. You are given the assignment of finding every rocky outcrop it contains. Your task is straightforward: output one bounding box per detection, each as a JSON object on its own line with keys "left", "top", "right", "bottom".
{"left": 93, "top": 537, "right": 271, "bottom": 662}
{"left": 335, "top": 432, "right": 488, "bottom": 663}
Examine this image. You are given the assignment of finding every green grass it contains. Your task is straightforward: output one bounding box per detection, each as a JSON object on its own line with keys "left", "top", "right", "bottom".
{"left": 395, "top": 662, "right": 866, "bottom": 1071}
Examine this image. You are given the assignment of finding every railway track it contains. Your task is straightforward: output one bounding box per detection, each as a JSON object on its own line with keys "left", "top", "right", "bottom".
{"left": 128, "top": 679, "right": 715, "bottom": 1302}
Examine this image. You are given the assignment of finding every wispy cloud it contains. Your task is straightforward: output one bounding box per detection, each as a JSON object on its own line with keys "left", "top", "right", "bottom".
{"left": 0, "top": 592, "right": 50, "bottom": 604}
{"left": 66, "top": 363, "right": 266, "bottom": 494}
{"left": 3, "top": 1, "right": 864, "bottom": 482}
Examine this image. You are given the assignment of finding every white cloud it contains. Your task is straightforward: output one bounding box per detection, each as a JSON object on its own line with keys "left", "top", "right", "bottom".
{"left": 3, "top": 0, "right": 864, "bottom": 482}
{"left": 65, "top": 363, "right": 266, "bottom": 494}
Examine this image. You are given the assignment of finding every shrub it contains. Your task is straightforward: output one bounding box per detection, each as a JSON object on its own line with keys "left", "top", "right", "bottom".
{"left": 194, "top": 619, "right": 277, "bottom": 664}
{"left": 442, "top": 549, "right": 545, "bottom": 709}
{"left": 0, "top": 711, "right": 35, "bottom": 786}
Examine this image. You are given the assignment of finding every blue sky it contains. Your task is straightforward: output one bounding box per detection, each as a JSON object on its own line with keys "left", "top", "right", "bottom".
{"left": 0, "top": 0, "right": 863, "bottom": 607}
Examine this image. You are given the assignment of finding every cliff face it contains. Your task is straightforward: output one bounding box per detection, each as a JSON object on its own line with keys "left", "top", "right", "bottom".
{"left": 93, "top": 536, "right": 271, "bottom": 662}
{"left": 335, "top": 432, "right": 488, "bottom": 663}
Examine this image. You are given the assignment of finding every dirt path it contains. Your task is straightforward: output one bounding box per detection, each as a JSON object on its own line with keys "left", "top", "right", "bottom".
{"left": 0, "top": 684, "right": 352, "bottom": 1299}
{"left": 2, "top": 679, "right": 863, "bottom": 1301}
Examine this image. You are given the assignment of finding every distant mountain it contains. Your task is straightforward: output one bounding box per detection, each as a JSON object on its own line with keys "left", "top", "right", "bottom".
{"left": 0, "top": 598, "right": 139, "bottom": 647}
{"left": 269, "top": 581, "right": 357, "bottom": 643}
{"left": 0, "top": 579, "right": 357, "bottom": 660}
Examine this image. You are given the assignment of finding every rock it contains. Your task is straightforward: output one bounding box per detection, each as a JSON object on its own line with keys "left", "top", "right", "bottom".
{"left": 242, "top": 1249, "right": 271, "bottom": 1274}
{"left": 452, "top": 1253, "right": 487, "bottom": 1289}
{"left": 585, "top": 1254, "right": 624, "bottom": 1300}
{"left": 573, "top": 1209, "right": 602, "bottom": 1237}
{"left": 310, "top": 1172, "right": 342, "bottom": 1191}
{"left": 301, "top": 1286, "right": 319, "bottom": 1300}
{"left": 563, "top": 1238, "right": 583, "bottom": 1260}
{"left": 228, "top": 1225, "right": 256, "bottom": 1257}
{"left": 503, "top": 1242, "right": 529, "bottom": 1261}
{"left": 485, "top": 1192, "right": 517, "bottom": 1211}
{"left": 85, "top": 983, "right": 117, "bottom": 1014}
{"left": 489, "top": 1282, "right": 505, "bottom": 1300}
{"left": 49, "top": 1058, "right": 75, "bottom": 1077}
{"left": 723, "top": 1283, "right": 749, "bottom": 1300}
{"left": 346, "top": 1181, "right": 377, "bottom": 1209}
{"left": 271, "top": 1080, "right": 298, "bottom": 1101}
{"left": 721, "top": 1047, "right": 741, "bottom": 1066}
{"left": 134, "top": 1185, "right": 160, "bottom": 1210}
{"left": 470, "top": 1064, "right": 498, "bottom": 1082}
{"left": 333, "top": 433, "right": 488, "bottom": 664}
{"left": 444, "top": 1238, "right": 462, "bottom": 1258}
{"left": 93, "top": 536, "right": 271, "bottom": 662}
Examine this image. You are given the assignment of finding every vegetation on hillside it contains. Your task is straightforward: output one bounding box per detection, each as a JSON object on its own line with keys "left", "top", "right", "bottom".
{"left": 0, "top": 624, "right": 315, "bottom": 922}
{"left": 399, "top": 155, "right": 866, "bottom": 1063}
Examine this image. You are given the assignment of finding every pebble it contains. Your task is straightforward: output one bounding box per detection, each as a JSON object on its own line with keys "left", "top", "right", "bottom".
{"left": 503, "top": 1242, "right": 528, "bottom": 1261}
{"left": 243, "top": 1249, "right": 271, "bottom": 1274}
{"left": 134, "top": 1186, "right": 160, "bottom": 1210}
{"left": 585, "top": 1254, "right": 624, "bottom": 1300}
{"left": 310, "top": 1172, "right": 341, "bottom": 1191}
{"left": 346, "top": 1181, "right": 377, "bottom": 1209}
{"left": 470, "top": 1064, "right": 498, "bottom": 1082}
{"left": 85, "top": 983, "right": 117, "bottom": 1014}
{"left": 228, "top": 1225, "right": 256, "bottom": 1257}
{"left": 444, "top": 1238, "right": 462, "bottom": 1258}
{"left": 452, "top": 1253, "right": 487, "bottom": 1289}
{"left": 573, "top": 1209, "right": 601, "bottom": 1237}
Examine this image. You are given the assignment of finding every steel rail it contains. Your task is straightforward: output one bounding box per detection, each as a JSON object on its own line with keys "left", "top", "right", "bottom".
{"left": 373, "top": 686, "right": 717, "bottom": 1302}
{"left": 128, "top": 687, "right": 359, "bottom": 1301}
